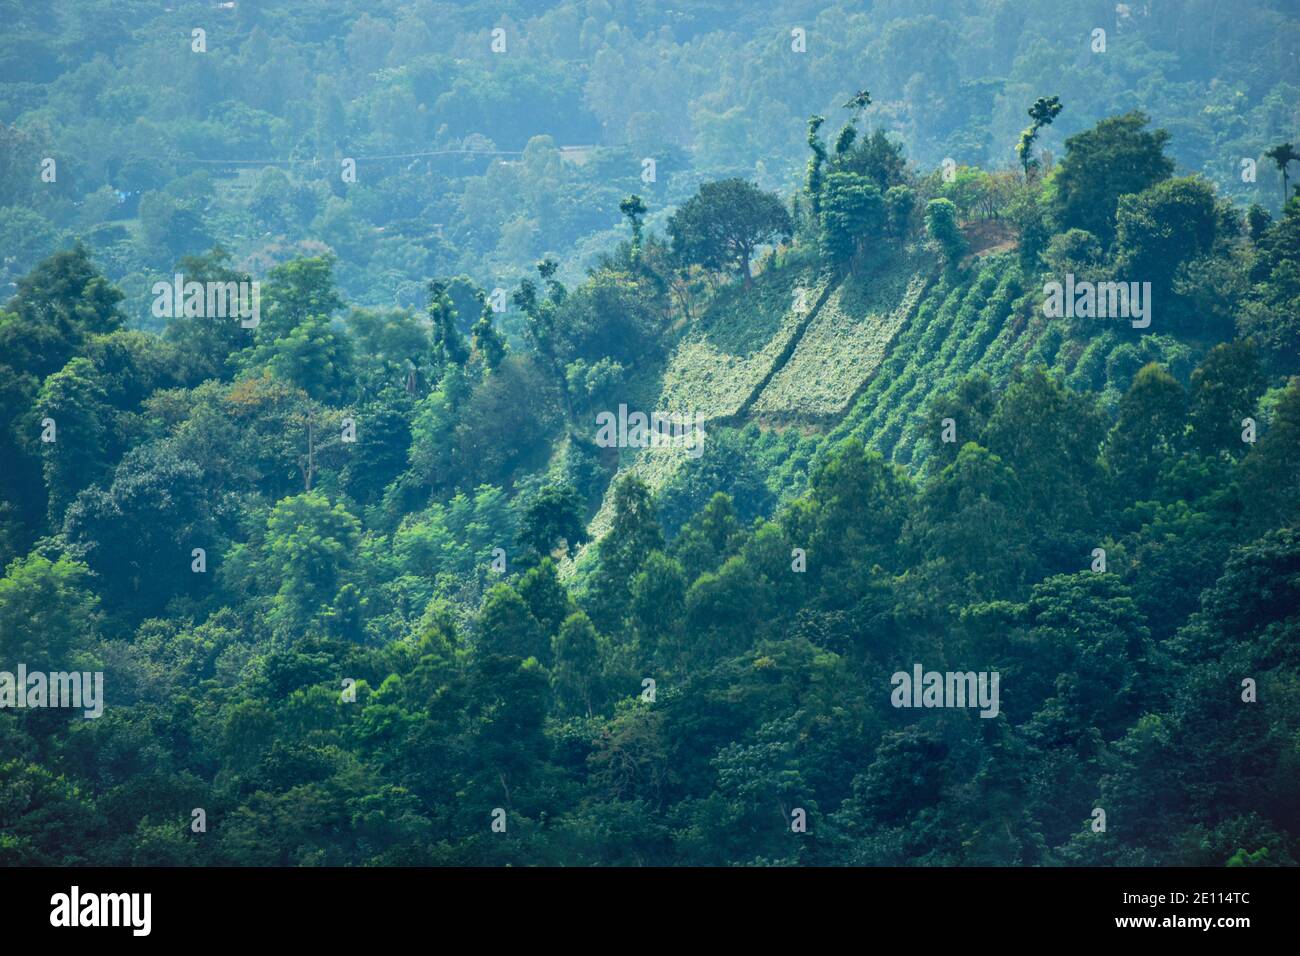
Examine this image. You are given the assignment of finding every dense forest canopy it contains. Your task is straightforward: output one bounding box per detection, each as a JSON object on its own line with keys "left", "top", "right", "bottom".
{"left": 0, "top": 0, "right": 1298, "bottom": 867}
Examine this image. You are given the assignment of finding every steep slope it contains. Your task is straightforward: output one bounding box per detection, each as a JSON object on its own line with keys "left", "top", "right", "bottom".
{"left": 657, "top": 264, "right": 831, "bottom": 419}
{"left": 827, "top": 255, "right": 1034, "bottom": 468}
{"left": 576, "top": 234, "right": 1216, "bottom": 568}
{"left": 577, "top": 251, "right": 925, "bottom": 553}
{"left": 751, "top": 266, "right": 929, "bottom": 423}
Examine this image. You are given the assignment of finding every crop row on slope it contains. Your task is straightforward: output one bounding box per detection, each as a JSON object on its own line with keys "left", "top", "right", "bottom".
{"left": 657, "top": 264, "right": 830, "bottom": 420}
{"left": 569, "top": 247, "right": 1215, "bottom": 582}
{"left": 824, "top": 254, "right": 1040, "bottom": 471}
{"left": 751, "top": 264, "right": 929, "bottom": 422}
{"left": 583, "top": 256, "right": 1028, "bottom": 561}
{"left": 821, "top": 251, "right": 1215, "bottom": 477}
{"left": 575, "top": 264, "right": 831, "bottom": 566}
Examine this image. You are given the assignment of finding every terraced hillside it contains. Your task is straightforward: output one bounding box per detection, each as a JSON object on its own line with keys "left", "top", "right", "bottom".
{"left": 752, "top": 265, "right": 929, "bottom": 422}
{"left": 824, "top": 251, "right": 1206, "bottom": 474}
{"left": 576, "top": 243, "right": 1216, "bottom": 569}
{"left": 657, "top": 264, "right": 831, "bottom": 419}
{"left": 579, "top": 251, "right": 928, "bottom": 553}
{"left": 826, "top": 255, "right": 1035, "bottom": 469}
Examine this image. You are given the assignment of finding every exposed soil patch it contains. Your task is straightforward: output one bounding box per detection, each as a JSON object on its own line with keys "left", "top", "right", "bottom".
{"left": 960, "top": 219, "right": 1019, "bottom": 266}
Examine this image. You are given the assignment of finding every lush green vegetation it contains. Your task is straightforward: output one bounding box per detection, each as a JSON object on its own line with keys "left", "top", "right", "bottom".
{"left": 657, "top": 263, "right": 826, "bottom": 421}
{"left": 5, "top": 0, "right": 1297, "bottom": 317}
{"left": 2, "top": 0, "right": 1299, "bottom": 867}
{"left": 752, "top": 261, "right": 927, "bottom": 421}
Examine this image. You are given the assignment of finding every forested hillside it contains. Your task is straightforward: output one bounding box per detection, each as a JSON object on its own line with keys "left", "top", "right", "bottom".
{"left": 4, "top": 0, "right": 1298, "bottom": 317}
{"left": 1, "top": 1, "right": 1298, "bottom": 867}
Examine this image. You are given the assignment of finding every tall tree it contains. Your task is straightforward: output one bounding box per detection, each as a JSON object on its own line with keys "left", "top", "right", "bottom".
{"left": 1049, "top": 112, "right": 1173, "bottom": 247}
{"left": 1240, "top": 195, "right": 1300, "bottom": 371}
{"left": 1188, "top": 341, "right": 1267, "bottom": 456}
{"left": 1263, "top": 143, "right": 1298, "bottom": 204}
{"left": 1114, "top": 177, "right": 1219, "bottom": 300}
{"left": 924, "top": 198, "right": 966, "bottom": 270}
{"left": 585, "top": 476, "right": 664, "bottom": 633}
{"left": 668, "top": 179, "right": 792, "bottom": 287}
{"left": 261, "top": 491, "right": 360, "bottom": 637}
{"left": 1104, "top": 363, "right": 1187, "bottom": 496}
{"left": 551, "top": 611, "right": 603, "bottom": 717}
{"left": 0, "top": 554, "right": 98, "bottom": 667}
{"left": 518, "top": 484, "right": 588, "bottom": 559}
{"left": 477, "top": 583, "right": 547, "bottom": 664}
{"left": 805, "top": 115, "right": 828, "bottom": 218}
{"left": 428, "top": 279, "right": 469, "bottom": 368}
{"left": 619, "top": 194, "right": 647, "bottom": 261}
{"left": 1016, "top": 95, "right": 1063, "bottom": 179}
{"left": 256, "top": 255, "right": 344, "bottom": 342}
{"left": 470, "top": 291, "right": 506, "bottom": 372}
{"left": 820, "top": 172, "right": 885, "bottom": 271}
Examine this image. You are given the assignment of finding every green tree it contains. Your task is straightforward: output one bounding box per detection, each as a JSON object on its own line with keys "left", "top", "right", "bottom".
{"left": 627, "top": 550, "right": 687, "bottom": 669}
{"left": 340, "top": 386, "right": 414, "bottom": 505}
{"left": 1188, "top": 341, "right": 1267, "bottom": 456}
{"left": 1049, "top": 112, "right": 1174, "bottom": 247}
{"left": 0, "top": 553, "right": 98, "bottom": 667}
{"left": 464, "top": 652, "right": 550, "bottom": 810}
{"left": 820, "top": 171, "right": 885, "bottom": 270}
{"left": 428, "top": 279, "right": 469, "bottom": 368}
{"left": 260, "top": 313, "right": 356, "bottom": 403}
{"left": 158, "top": 247, "right": 255, "bottom": 382}
{"left": 1237, "top": 379, "right": 1300, "bottom": 532}
{"left": 1114, "top": 177, "right": 1219, "bottom": 302}
{"left": 262, "top": 492, "right": 361, "bottom": 637}
{"left": 517, "top": 558, "right": 574, "bottom": 643}
{"left": 477, "top": 582, "right": 547, "bottom": 664}
{"left": 1016, "top": 95, "right": 1062, "bottom": 179}
{"left": 513, "top": 260, "right": 574, "bottom": 425}
{"left": 470, "top": 292, "right": 506, "bottom": 372}
{"left": 61, "top": 443, "right": 221, "bottom": 616}
{"left": 982, "top": 367, "right": 1106, "bottom": 568}
{"left": 1263, "top": 143, "right": 1298, "bottom": 205}
{"left": 805, "top": 116, "right": 828, "bottom": 218}
{"left": 4, "top": 244, "right": 123, "bottom": 379}
{"left": 668, "top": 179, "right": 792, "bottom": 288}
{"left": 885, "top": 184, "right": 915, "bottom": 238}
{"left": 670, "top": 491, "right": 745, "bottom": 581}
{"left": 585, "top": 476, "right": 664, "bottom": 634}
{"left": 1018, "top": 573, "right": 1153, "bottom": 739}
{"left": 31, "top": 357, "right": 112, "bottom": 524}
{"left": 518, "top": 484, "right": 588, "bottom": 559}
{"left": 1239, "top": 197, "right": 1300, "bottom": 371}
{"left": 924, "top": 198, "right": 966, "bottom": 270}
{"left": 619, "top": 194, "right": 647, "bottom": 260}
{"left": 1104, "top": 363, "right": 1187, "bottom": 496}
{"left": 257, "top": 256, "right": 344, "bottom": 342}
{"left": 913, "top": 442, "right": 1032, "bottom": 600}
{"left": 781, "top": 439, "right": 911, "bottom": 603}
{"left": 551, "top": 610, "right": 603, "bottom": 717}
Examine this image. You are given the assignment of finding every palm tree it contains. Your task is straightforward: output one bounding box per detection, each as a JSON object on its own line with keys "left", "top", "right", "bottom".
{"left": 1264, "top": 143, "right": 1299, "bottom": 205}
